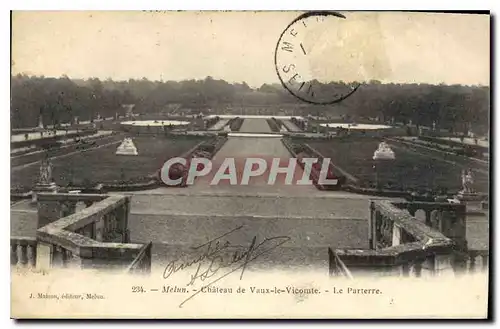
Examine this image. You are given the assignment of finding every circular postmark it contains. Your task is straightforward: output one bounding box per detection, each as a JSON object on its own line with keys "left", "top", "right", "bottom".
{"left": 274, "top": 11, "right": 361, "bottom": 105}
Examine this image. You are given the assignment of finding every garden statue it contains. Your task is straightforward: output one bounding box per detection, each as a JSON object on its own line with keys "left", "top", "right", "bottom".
{"left": 38, "top": 114, "right": 44, "bottom": 129}
{"left": 461, "top": 168, "right": 474, "bottom": 194}
{"left": 32, "top": 153, "right": 58, "bottom": 203}
{"left": 38, "top": 155, "right": 53, "bottom": 185}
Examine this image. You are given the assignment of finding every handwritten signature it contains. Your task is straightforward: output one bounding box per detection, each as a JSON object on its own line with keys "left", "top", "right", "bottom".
{"left": 162, "top": 225, "right": 291, "bottom": 308}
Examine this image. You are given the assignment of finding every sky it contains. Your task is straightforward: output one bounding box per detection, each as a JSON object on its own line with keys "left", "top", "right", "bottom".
{"left": 12, "top": 11, "right": 490, "bottom": 87}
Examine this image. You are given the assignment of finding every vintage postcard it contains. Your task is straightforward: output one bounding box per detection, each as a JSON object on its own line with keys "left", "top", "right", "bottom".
{"left": 10, "top": 10, "right": 490, "bottom": 319}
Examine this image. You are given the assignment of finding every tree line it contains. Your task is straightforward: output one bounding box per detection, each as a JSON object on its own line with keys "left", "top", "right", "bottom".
{"left": 11, "top": 74, "right": 489, "bottom": 135}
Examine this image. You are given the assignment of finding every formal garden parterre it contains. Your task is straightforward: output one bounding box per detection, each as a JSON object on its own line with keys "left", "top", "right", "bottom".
{"left": 11, "top": 136, "right": 206, "bottom": 192}
{"left": 306, "top": 136, "right": 488, "bottom": 194}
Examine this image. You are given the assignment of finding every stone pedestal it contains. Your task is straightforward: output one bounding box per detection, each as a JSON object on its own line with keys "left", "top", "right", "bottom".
{"left": 392, "top": 224, "right": 402, "bottom": 246}
{"left": 66, "top": 254, "right": 83, "bottom": 269}
{"left": 456, "top": 191, "right": 483, "bottom": 202}
{"left": 32, "top": 183, "right": 58, "bottom": 203}
{"left": 35, "top": 242, "right": 53, "bottom": 271}
{"left": 456, "top": 192, "right": 486, "bottom": 211}
{"left": 433, "top": 254, "right": 455, "bottom": 277}
{"left": 435, "top": 205, "right": 468, "bottom": 253}
{"left": 36, "top": 196, "right": 67, "bottom": 229}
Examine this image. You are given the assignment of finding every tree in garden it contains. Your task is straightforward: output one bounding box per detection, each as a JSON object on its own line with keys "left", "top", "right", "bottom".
{"left": 11, "top": 75, "right": 489, "bottom": 135}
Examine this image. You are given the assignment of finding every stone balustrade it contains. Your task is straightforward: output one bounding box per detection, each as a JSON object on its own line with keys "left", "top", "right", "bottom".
{"left": 11, "top": 237, "right": 37, "bottom": 267}
{"left": 391, "top": 201, "right": 467, "bottom": 251}
{"left": 37, "top": 193, "right": 109, "bottom": 229}
{"left": 125, "top": 242, "right": 153, "bottom": 275}
{"left": 464, "top": 251, "right": 489, "bottom": 273}
{"left": 32, "top": 192, "right": 150, "bottom": 272}
{"left": 331, "top": 200, "right": 461, "bottom": 277}
{"left": 369, "top": 200, "right": 464, "bottom": 250}
{"left": 454, "top": 249, "right": 489, "bottom": 274}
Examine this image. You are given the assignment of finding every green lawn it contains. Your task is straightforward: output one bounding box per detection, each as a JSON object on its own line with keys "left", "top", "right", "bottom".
{"left": 11, "top": 136, "right": 204, "bottom": 191}
{"left": 308, "top": 137, "right": 489, "bottom": 193}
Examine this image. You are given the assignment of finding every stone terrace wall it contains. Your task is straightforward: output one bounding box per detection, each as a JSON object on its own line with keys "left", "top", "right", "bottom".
{"left": 26, "top": 193, "right": 152, "bottom": 272}
{"left": 331, "top": 200, "right": 461, "bottom": 277}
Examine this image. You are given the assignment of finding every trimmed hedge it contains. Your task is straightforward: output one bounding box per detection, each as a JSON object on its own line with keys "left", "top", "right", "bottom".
{"left": 417, "top": 136, "right": 486, "bottom": 159}
{"left": 205, "top": 116, "right": 221, "bottom": 130}
{"left": 11, "top": 136, "right": 206, "bottom": 193}
{"left": 281, "top": 138, "right": 346, "bottom": 191}
{"left": 12, "top": 129, "right": 98, "bottom": 149}
{"left": 228, "top": 117, "right": 244, "bottom": 131}
{"left": 151, "top": 136, "right": 228, "bottom": 188}
{"left": 266, "top": 118, "right": 281, "bottom": 132}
